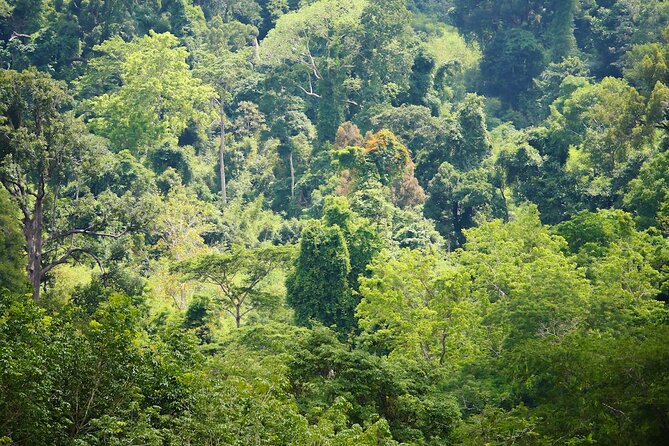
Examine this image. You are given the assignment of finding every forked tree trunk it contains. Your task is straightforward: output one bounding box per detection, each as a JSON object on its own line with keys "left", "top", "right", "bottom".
{"left": 24, "top": 179, "right": 45, "bottom": 300}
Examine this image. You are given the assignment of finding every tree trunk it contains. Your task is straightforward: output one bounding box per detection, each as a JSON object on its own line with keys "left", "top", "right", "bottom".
{"left": 235, "top": 304, "right": 241, "bottom": 329}
{"left": 289, "top": 150, "right": 295, "bottom": 202}
{"left": 219, "top": 99, "right": 227, "bottom": 205}
{"left": 253, "top": 37, "right": 260, "bottom": 63}
{"left": 25, "top": 180, "right": 45, "bottom": 300}
{"left": 499, "top": 185, "right": 510, "bottom": 223}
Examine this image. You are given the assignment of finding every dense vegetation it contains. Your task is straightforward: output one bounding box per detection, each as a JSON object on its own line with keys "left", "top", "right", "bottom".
{"left": 1, "top": 0, "right": 669, "bottom": 444}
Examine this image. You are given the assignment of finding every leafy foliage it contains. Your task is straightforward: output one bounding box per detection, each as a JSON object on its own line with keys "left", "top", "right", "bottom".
{"left": 2, "top": 1, "right": 669, "bottom": 445}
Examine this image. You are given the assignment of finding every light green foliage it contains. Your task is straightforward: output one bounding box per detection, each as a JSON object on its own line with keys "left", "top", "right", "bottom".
{"left": 83, "top": 31, "right": 215, "bottom": 151}
{"left": 219, "top": 196, "right": 296, "bottom": 247}
{"left": 0, "top": 288, "right": 53, "bottom": 443}
{"left": 260, "top": 0, "right": 365, "bottom": 138}
{"left": 460, "top": 206, "right": 591, "bottom": 344}
{"left": 423, "top": 24, "right": 481, "bottom": 102}
{"left": 0, "top": 189, "right": 25, "bottom": 291}
{"left": 625, "top": 149, "right": 669, "bottom": 229}
{"left": 623, "top": 43, "right": 669, "bottom": 95}
{"left": 554, "top": 77, "right": 647, "bottom": 205}
{"left": 645, "top": 81, "right": 669, "bottom": 135}
{"left": 191, "top": 17, "right": 257, "bottom": 97}
{"left": 424, "top": 24, "right": 481, "bottom": 74}
{"left": 260, "top": 0, "right": 365, "bottom": 68}
{"left": 155, "top": 185, "right": 219, "bottom": 260}
{"left": 556, "top": 209, "right": 668, "bottom": 325}
{"left": 357, "top": 249, "right": 485, "bottom": 369}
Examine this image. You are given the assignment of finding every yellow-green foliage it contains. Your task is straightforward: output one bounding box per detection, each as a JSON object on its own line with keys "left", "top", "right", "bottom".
{"left": 425, "top": 24, "right": 481, "bottom": 73}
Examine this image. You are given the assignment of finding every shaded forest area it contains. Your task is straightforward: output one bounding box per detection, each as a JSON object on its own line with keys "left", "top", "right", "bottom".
{"left": 1, "top": 0, "right": 669, "bottom": 444}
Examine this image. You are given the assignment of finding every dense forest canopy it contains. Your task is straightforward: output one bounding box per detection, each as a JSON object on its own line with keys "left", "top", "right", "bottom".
{"left": 1, "top": 0, "right": 669, "bottom": 444}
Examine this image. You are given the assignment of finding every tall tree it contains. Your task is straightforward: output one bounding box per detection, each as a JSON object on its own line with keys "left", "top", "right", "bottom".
{"left": 80, "top": 31, "right": 215, "bottom": 152}
{"left": 0, "top": 69, "right": 153, "bottom": 300}
{"left": 286, "top": 221, "right": 353, "bottom": 331}
{"left": 192, "top": 20, "right": 258, "bottom": 205}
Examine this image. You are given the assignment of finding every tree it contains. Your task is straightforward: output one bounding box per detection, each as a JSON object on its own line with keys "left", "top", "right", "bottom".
{"left": 286, "top": 221, "right": 353, "bottom": 331}
{"left": 561, "top": 77, "right": 645, "bottom": 180}
{"left": 453, "top": 93, "right": 491, "bottom": 171}
{"left": 192, "top": 20, "right": 258, "bottom": 205}
{"left": 333, "top": 130, "right": 412, "bottom": 189}
{"left": 356, "top": 0, "right": 415, "bottom": 106}
{"left": 357, "top": 249, "right": 485, "bottom": 369}
{"left": 288, "top": 325, "right": 461, "bottom": 444}
{"left": 624, "top": 149, "right": 669, "bottom": 230}
{"left": 81, "top": 31, "right": 215, "bottom": 152}
{"left": 480, "top": 29, "right": 547, "bottom": 105}
{"left": 623, "top": 43, "right": 669, "bottom": 95}
{"left": 173, "top": 245, "right": 292, "bottom": 328}
{"left": 369, "top": 105, "right": 459, "bottom": 186}
{"left": 424, "top": 162, "right": 501, "bottom": 247}
{"left": 0, "top": 69, "right": 151, "bottom": 300}
{"left": 155, "top": 185, "right": 219, "bottom": 261}
{"left": 322, "top": 196, "right": 382, "bottom": 290}
{"left": 534, "top": 56, "right": 591, "bottom": 115}
{"left": 259, "top": 0, "right": 365, "bottom": 141}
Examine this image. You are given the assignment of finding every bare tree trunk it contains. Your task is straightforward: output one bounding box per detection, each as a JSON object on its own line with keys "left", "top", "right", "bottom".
{"left": 253, "top": 37, "right": 260, "bottom": 63}
{"left": 235, "top": 304, "right": 241, "bottom": 329}
{"left": 219, "top": 99, "right": 227, "bottom": 205}
{"left": 289, "top": 150, "right": 295, "bottom": 202}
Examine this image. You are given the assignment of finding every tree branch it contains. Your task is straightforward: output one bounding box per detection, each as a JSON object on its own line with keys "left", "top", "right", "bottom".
{"left": 48, "top": 227, "right": 128, "bottom": 242}
{"left": 9, "top": 32, "right": 31, "bottom": 41}
{"left": 298, "top": 73, "right": 321, "bottom": 98}
{"left": 42, "top": 247, "right": 105, "bottom": 277}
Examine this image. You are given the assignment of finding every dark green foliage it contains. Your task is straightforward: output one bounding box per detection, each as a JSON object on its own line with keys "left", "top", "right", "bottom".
{"left": 481, "top": 29, "right": 547, "bottom": 105}
{"left": 286, "top": 221, "right": 353, "bottom": 330}
{"left": 425, "top": 162, "right": 503, "bottom": 247}
{"left": 289, "top": 326, "right": 461, "bottom": 444}
{"left": 402, "top": 48, "right": 438, "bottom": 111}
{"left": 453, "top": 93, "right": 490, "bottom": 171}
{"left": 148, "top": 144, "right": 193, "bottom": 185}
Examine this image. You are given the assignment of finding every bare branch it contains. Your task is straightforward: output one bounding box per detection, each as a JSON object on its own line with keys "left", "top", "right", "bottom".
{"left": 298, "top": 73, "right": 321, "bottom": 98}
{"left": 9, "top": 32, "right": 31, "bottom": 41}
{"left": 48, "top": 227, "right": 128, "bottom": 242}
